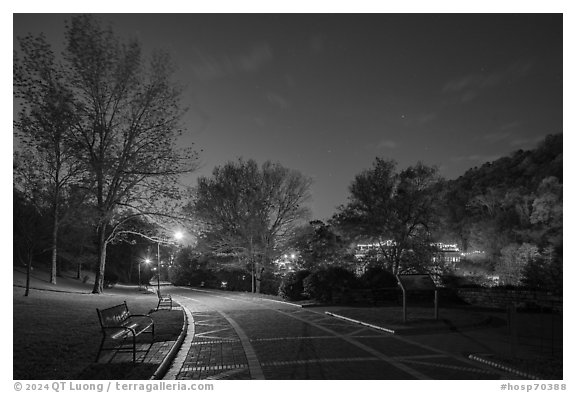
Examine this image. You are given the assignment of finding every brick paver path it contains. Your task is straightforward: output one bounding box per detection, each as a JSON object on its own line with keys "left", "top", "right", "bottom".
{"left": 163, "top": 288, "right": 518, "bottom": 380}
{"left": 97, "top": 340, "right": 176, "bottom": 364}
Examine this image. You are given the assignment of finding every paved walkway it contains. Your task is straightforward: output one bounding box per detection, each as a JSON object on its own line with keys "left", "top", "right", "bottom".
{"left": 97, "top": 341, "right": 177, "bottom": 365}
{"left": 161, "top": 288, "right": 522, "bottom": 380}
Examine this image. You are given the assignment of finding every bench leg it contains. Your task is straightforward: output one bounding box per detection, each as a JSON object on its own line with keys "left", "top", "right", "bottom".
{"left": 96, "top": 336, "right": 106, "bottom": 362}
{"left": 132, "top": 333, "right": 137, "bottom": 363}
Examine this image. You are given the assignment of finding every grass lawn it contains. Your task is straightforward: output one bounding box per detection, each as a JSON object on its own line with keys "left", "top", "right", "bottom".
{"left": 13, "top": 270, "right": 184, "bottom": 380}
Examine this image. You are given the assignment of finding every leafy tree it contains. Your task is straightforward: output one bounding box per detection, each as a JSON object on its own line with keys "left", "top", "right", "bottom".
{"left": 279, "top": 269, "right": 311, "bottom": 300}
{"left": 190, "top": 158, "right": 312, "bottom": 293}
{"left": 332, "top": 159, "right": 443, "bottom": 274}
{"left": 290, "top": 220, "right": 353, "bottom": 271}
{"left": 15, "top": 15, "right": 200, "bottom": 293}
{"left": 438, "top": 135, "right": 562, "bottom": 249}
{"left": 14, "top": 35, "right": 85, "bottom": 285}
{"left": 13, "top": 189, "right": 51, "bottom": 296}
{"left": 521, "top": 245, "right": 562, "bottom": 292}
{"left": 530, "top": 177, "right": 562, "bottom": 237}
{"left": 168, "top": 246, "right": 207, "bottom": 286}
{"left": 495, "top": 243, "right": 540, "bottom": 286}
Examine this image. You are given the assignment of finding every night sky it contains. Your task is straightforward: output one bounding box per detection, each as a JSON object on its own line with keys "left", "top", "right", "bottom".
{"left": 12, "top": 13, "right": 563, "bottom": 221}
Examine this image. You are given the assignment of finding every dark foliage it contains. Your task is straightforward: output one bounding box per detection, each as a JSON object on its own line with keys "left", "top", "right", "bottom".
{"left": 259, "top": 270, "right": 282, "bottom": 295}
{"left": 103, "top": 269, "right": 119, "bottom": 288}
{"left": 278, "top": 270, "right": 311, "bottom": 300}
{"left": 436, "top": 134, "right": 562, "bottom": 289}
{"left": 212, "top": 269, "right": 252, "bottom": 292}
{"left": 520, "top": 244, "right": 563, "bottom": 293}
{"left": 359, "top": 266, "right": 398, "bottom": 289}
{"left": 331, "top": 159, "right": 443, "bottom": 275}
{"left": 303, "top": 266, "right": 358, "bottom": 303}
{"left": 290, "top": 221, "right": 352, "bottom": 271}
{"left": 452, "top": 134, "right": 562, "bottom": 194}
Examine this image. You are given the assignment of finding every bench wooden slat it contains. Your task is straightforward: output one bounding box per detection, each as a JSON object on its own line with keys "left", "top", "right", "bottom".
{"left": 96, "top": 301, "right": 155, "bottom": 363}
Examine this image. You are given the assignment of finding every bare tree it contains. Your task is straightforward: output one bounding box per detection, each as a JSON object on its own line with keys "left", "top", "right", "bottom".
{"left": 63, "top": 15, "right": 199, "bottom": 293}
{"left": 332, "top": 159, "right": 442, "bottom": 274}
{"left": 15, "top": 15, "right": 199, "bottom": 293}
{"left": 190, "top": 159, "right": 312, "bottom": 292}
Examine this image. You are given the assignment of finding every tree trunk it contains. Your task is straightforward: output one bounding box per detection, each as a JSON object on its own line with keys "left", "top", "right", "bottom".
{"left": 25, "top": 253, "right": 32, "bottom": 297}
{"left": 251, "top": 257, "right": 255, "bottom": 293}
{"left": 92, "top": 224, "right": 108, "bottom": 294}
{"left": 50, "top": 201, "right": 59, "bottom": 285}
{"left": 255, "top": 265, "right": 264, "bottom": 294}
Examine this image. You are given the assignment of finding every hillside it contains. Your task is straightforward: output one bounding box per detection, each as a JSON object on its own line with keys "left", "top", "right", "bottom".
{"left": 452, "top": 133, "right": 562, "bottom": 194}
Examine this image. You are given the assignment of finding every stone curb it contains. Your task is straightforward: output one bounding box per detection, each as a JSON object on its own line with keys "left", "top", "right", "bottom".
{"left": 149, "top": 301, "right": 188, "bottom": 380}
{"left": 256, "top": 297, "right": 303, "bottom": 307}
{"left": 468, "top": 354, "right": 540, "bottom": 380}
{"left": 163, "top": 304, "right": 196, "bottom": 380}
{"left": 324, "top": 311, "right": 397, "bottom": 334}
{"left": 300, "top": 302, "right": 323, "bottom": 308}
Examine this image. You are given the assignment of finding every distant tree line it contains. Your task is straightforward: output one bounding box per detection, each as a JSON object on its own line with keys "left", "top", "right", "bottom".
{"left": 13, "top": 16, "right": 562, "bottom": 298}
{"left": 166, "top": 134, "right": 561, "bottom": 297}
{"left": 439, "top": 134, "right": 562, "bottom": 291}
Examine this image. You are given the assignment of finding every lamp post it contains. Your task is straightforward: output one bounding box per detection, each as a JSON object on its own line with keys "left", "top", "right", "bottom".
{"left": 155, "top": 231, "right": 184, "bottom": 297}
{"left": 129, "top": 230, "right": 184, "bottom": 295}
{"left": 157, "top": 242, "right": 161, "bottom": 295}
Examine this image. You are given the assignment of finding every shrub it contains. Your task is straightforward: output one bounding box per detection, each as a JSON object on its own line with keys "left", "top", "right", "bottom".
{"left": 521, "top": 252, "right": 563, "bottom": 293}
{"left": 278, "top": 270, "right": 311, "bottom": 300}
{"left": 259, "top": 270, "right": 281, "bottom": 295}
{"left": 213, "top": 269, "right": 251, "bottom": 292}
{"left": 359, "top": 266, "right": 397, "bottom": 289}
{"left": 439, "top": 273, "right": 499, "bottom": 288}
{"left": 170, "top": 267, "right": 216, "bottom": 287}
{"left": 303, "top": 266, "right": 358, "bottom": 303}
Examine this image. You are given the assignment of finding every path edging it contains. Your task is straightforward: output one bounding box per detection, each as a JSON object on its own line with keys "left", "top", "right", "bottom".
{"left": 468, "top": 354, "right": 540, "bottom": 380}
{"left": 149, "top": 301, "right": 188, "bottom": 380}
{"left": 324, "top": 311, "right": 396, "bottom": 334}
{"left": 187, "top": 287, "right": 303, "bottom": 308}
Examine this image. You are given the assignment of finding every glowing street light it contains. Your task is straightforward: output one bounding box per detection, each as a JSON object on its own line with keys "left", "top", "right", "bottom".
{"left": 154, "top": 231, "right": 184, "bottom": 296}
{"left": 140, "top": 258, "right": 151, "bottom": 290}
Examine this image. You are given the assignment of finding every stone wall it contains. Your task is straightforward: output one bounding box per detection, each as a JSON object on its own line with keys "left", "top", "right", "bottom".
{"left": 455, "top": 288, "right": 562, "bottom": 312}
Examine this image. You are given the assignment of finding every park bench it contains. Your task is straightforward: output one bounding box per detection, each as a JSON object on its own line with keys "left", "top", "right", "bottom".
{"left": 96, "top": 301, "right": 155, "bottom": 363}
{"left": 156, "top": 292, "right": 173, "bottom": 310}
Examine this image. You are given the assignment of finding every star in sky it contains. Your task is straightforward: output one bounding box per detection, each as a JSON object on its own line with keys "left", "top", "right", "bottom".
{"left": 12, "top": 13, "right": 563, "bottom": 220}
